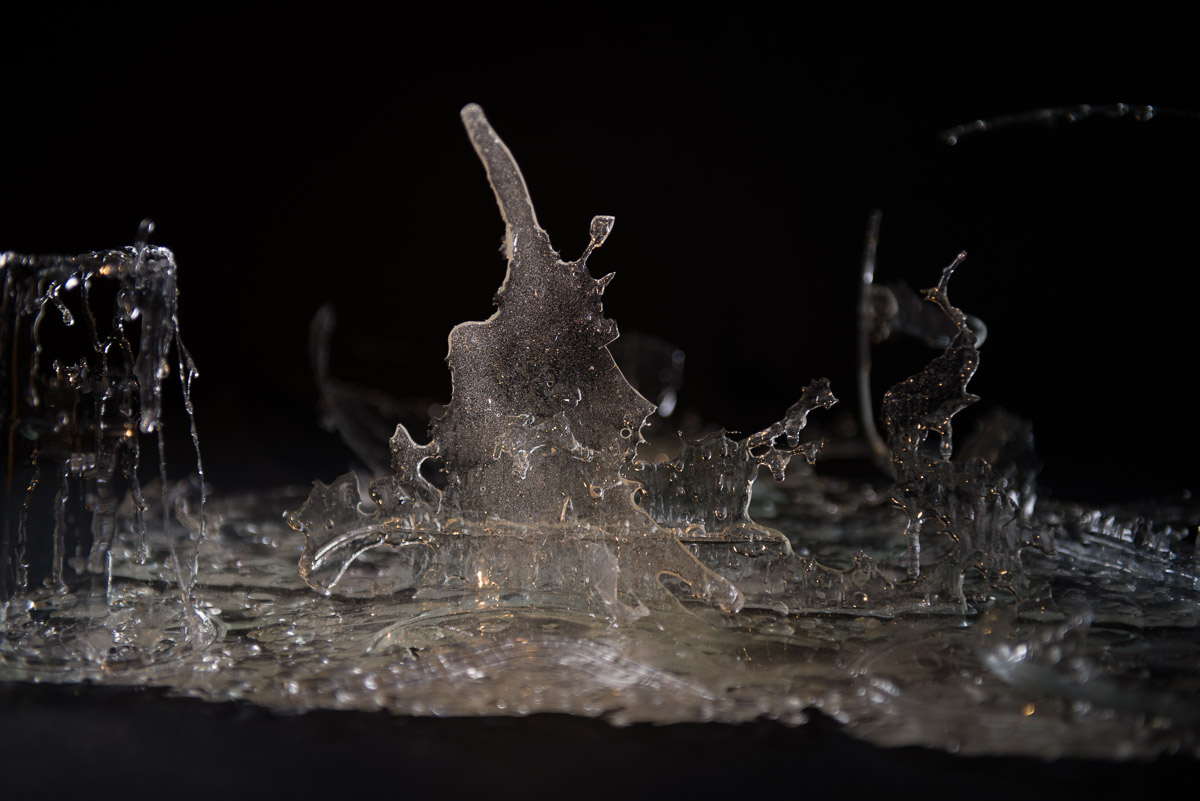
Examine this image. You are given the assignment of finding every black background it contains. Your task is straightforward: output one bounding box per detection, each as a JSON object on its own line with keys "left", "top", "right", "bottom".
{"left": 3, "top": 8, "right": 1198, "bottom": 501}
{"left": 2, "top": 7, "right": 1198, "bottom": 796}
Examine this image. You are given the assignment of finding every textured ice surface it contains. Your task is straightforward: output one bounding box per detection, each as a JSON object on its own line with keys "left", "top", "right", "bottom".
{"left": 2, "top": 105, "right": 1198, "bottom": 760}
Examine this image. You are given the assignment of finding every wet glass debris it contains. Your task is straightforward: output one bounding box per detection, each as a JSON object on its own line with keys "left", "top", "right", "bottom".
{"left": 881, "top": 254, "right": 1051, "bottom": 602}
{"left": 3, "top": 106, "right": 1199, "bottom": 761}
{"left": 1, "top": 224, "right": 211, "bottom": 668}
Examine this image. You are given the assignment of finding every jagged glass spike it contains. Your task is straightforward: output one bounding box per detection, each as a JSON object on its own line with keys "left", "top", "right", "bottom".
{"left": 882, "top": 254, "right": 1051, "bottom": 597}
{"left": 882, "top": 252, "right": 980, "bottom": 470}
{"left": 290, "top": 104, "right": 747, "bottom": 618}
{"left": 433, "top": 105, "right": 653, "bottom": 525}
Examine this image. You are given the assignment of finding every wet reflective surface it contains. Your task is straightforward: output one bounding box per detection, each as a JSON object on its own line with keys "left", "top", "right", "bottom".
{"left": 4, "top": 479, "right": 1197, "bottom": 759}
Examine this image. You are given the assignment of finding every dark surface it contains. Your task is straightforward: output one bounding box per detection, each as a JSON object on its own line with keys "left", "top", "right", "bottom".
{"left": 1, "top": 681, "right": 1194, "bottom": 801}
{"left": 2, "top": 8, "right": 1198, "bottom": 795}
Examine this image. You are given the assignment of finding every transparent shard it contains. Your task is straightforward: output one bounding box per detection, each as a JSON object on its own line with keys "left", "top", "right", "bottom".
{"left": 3, "top": 105, "right": 1199, "bottom": 762}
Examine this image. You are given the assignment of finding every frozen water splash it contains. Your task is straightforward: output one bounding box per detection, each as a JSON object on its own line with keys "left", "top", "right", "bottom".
{"left": 0, "top": 226, "right": 211, "bottom": 670}
{"left": 881, "top": 254, "right": 1052, "bottom": 606}
{"left": 289, "top": 107, "right": 1053, "bottom": 622}
{"left": 3, "top": 106, "right": 1199, "bottom": 761}
{"left": 629, "top": 378, "right": 837, "bottom": 545}
{"left": 290, "top": 104, "right": 762, "bottom": 619}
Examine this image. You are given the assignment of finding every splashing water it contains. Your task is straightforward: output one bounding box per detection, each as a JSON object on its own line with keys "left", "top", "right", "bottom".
{"left": 1, "top": 106, "right": 1197, "bottom": 760}
{"left": 1, "top": 228, "right": 212, "bottom": 669}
